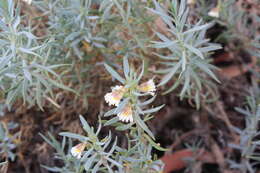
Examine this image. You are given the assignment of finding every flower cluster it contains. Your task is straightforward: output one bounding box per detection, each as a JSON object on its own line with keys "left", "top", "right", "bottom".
{"left": 104, "top": 79, "right": 156, "bottom": 123}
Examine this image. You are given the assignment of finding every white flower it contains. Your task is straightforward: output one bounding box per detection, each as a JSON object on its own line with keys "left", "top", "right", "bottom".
{"left": 71, "top": 143, "right": 86, "bottom": 159}
{"left": 117, "top": 104, "right": 133, "bottom": 123}
{"left": 208, "top": 7, "right": 219, "bottom": 18}
{"left": 22, "top": 0, "right": 32, "bottom": 5}
{"left": 104, "top": 85, "right": 125, "bottom": 106}
{"left": 138, "top": 79, "right": 156, "bottom": 96}
{"left": 187, "top": 0, "right": 196, "bottom": 5}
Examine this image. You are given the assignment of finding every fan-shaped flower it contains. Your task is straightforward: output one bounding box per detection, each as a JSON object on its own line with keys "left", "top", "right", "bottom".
{"left": 71, "top": 143, "right": 86, "bottom": 159}
{"left": 138, "top": 79, "right": 156, "bottom": 96}
{"left": 187, "top": 0, "right": 196, "bottom": 5}
{"left": 104, "top": 86, "right": 126, "bottom": 106}
{"left": 208, "top": 7, "right": 219, "bottom": 18}
{"left": 22, "top": 0, "right": 32, "bottom": 5}
{"left": 117, "top": 104, "right": 133, "bottom": 123}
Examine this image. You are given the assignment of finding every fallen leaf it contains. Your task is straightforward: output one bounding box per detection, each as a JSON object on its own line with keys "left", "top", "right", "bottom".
{"left": 214, "top": 51, "right": 256, "bottom": 78}
{"left": 160, "top": 149, "right": 215, "bottom": 173}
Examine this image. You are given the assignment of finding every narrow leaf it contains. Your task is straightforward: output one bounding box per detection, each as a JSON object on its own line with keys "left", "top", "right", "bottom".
{"left": 104, "top": 64, "right": 125, "bottom": 84}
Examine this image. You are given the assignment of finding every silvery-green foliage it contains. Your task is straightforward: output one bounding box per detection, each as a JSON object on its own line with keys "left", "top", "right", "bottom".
{"left": 99, "top": 0, "right": 152, "bottom": 55}
{"left": 213, "top": 0, "right": 244, "bottom": 42}
{"left": 250, "top": 31, "right": 260, "bottom": 61}
{"left": 42, "top": 115, "right": 122, "bottom": 173}
{"left": 0, "top": 161, "right": 7, "bottom": 166}
{"left": 229, "top": 90, "right": 260, "bottom": 173}
{"left": 150, "top": 0, "right": 221, "bottom": 109}
{"left": 205, "top": 0, "right": 257, "bottom": 44}
{"left": 0, "top": 122, "right": 19, "bottom": 161}
{"left": 41, "top": 56, "right": 165, "bottom": 172}
{"left": 42, "top": 115, "right": 164, "bottom": 173}
{"left": 0, "top": 103, "right": 6, "bottom": 117}
{"left": 104, "top": 55, "right": 164, "bottom": 142}
{"left": 40, "top": 132, "right": 78, "bottom": 173}
{"left": 61, "top": 115, "right": 122, "bottom": 173}
{"left": 114, "top": 127, "right": 164, "bottom": 173}
{"left": 0, "top": 0, "right": 74, "bottom": 109}
{"left": 183, "top": 139, "right": 203, "bottom": 173}
{"left": 36, "top": 0, "right": 106, "bottom": 60}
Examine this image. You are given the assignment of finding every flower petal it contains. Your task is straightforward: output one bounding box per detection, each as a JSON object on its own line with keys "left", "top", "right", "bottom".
{"left": 208, "top": 7, "right": 219, "bottom": 18}
{"left": 104, "top": 86, "right": 126, "bottom": 106}
{"left": 71, "top": 143, "right": 86, "bottom": 159}
{"left": 117, "top": 104, "right": 133, "bottom": 123}
{"left": 138, "top": 79, "right": 156, "bottom": 95}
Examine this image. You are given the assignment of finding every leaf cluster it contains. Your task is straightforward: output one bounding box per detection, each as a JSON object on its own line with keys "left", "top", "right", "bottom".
{"left": 229, "top": 89, "right": 260, "bottom": 173}
{"left": 150, "top": 0, "right": 221, "bottom": 109}
{"left": 0, "top": 122, "right": 19, "bottom": 162}
{"left": 42, "top": 115, "right": 164, "bottom": 173}
{"left": 0, "top": 0, "right": 74, "bottom": 109}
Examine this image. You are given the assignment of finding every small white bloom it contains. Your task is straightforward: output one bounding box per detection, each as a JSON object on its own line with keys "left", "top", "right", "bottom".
{"left": 187, "top": 0, "right": 196, "bottom": 5}
{"left": 71, "top": 143, "right": 86, "bottom": 159}
{"left": 208, "top": 7, "right": 219, "bottom": 18}
{"left": 104, "top": 85, "right": 125, "bottom": 106}
{"left": 117, "top": 104, "right": 133, "bottom": 123}
{"left": 22, "top": 0, "right": 32, "bottom": 5}
{"left": 138, "top": 79, "right": 156, "bottom": 96}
